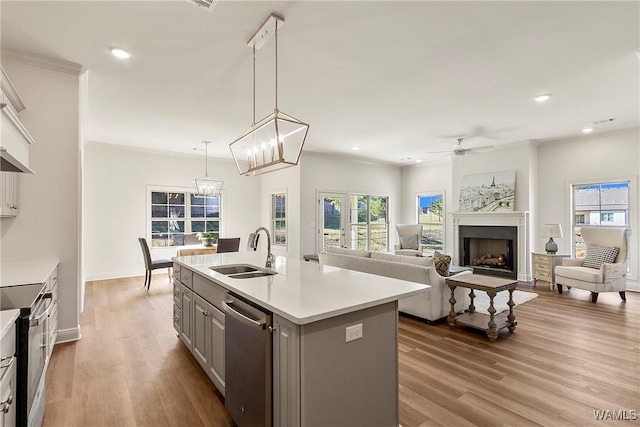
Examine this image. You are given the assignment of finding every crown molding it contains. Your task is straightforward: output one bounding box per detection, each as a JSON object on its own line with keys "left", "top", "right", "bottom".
{"left": 1, "top": 46, "right": 82, "bottom": 76}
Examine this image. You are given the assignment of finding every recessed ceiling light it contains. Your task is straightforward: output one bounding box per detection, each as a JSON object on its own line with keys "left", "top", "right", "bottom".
{"left": 534, "top": 94, "right": 552, "bottom": 103}
{"left": 352, "top": 146, "right": 360, "bottom": 151}
{"left": 110, "top": 46, "right": 131, "bottom": 59}
{"left": 582, "top": 127, "right": 594, "bottom": 134}
{"left": 415, "top": 159, "right": 422, "bottom": 163}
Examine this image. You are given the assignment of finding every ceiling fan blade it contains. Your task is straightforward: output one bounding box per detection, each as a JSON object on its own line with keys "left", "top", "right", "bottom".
{"left": 467, "top": 145, "right": 495, "bottom": 151}
{"left": 425, "top": 149, "right": 454, "bottom": 154}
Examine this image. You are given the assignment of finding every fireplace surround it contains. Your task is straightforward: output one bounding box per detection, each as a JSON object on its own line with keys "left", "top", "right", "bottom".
{"left": 451, "top": 211, "right": 530, "bottom": 281}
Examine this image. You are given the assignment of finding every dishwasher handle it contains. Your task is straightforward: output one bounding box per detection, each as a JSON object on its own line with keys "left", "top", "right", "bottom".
{"left": 223, "top": 299, "right": 268, "bottom": 330}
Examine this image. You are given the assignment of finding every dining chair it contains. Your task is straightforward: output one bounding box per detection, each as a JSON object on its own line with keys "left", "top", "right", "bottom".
{"left": 216, "top": 237, "right": 241, "bottom": 253}
{"left": 138, "top": 237, "right": 173, "bottom": 290}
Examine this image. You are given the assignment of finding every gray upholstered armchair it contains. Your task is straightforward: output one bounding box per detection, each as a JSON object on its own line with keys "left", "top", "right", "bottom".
{"left": 554, "top": 226, "right": 629, "bottom": 303}
{"left": 394, "top": 224, "right": 423, "bottom": 256}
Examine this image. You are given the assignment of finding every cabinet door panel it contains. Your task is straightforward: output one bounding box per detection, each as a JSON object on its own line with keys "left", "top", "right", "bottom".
{"left": 180, "top": 286, "right": 193, "bottom": 350}
{"left": 192, "top": 294, "right": 209, "bottom": 370}
{"left": 208, "top": 305, "right": 225, "bottom": 394}
{"left": 172, "top": 304, "right": 181, "bottom": 333}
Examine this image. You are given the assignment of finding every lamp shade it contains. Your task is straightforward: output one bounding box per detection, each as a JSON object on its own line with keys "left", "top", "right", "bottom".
{"left": 229, "top": 108, "right": 309, "bottom": 176}
{"left": 541, "top": 223, "right": 563, "bottom": 238}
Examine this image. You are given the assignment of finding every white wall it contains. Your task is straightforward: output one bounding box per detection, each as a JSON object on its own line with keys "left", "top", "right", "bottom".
{"left": 299, "top": 152, "right": 402, "bottom": 257}
{"left": 537, "top": 127, "right": 639, "bottom": 289}
{"left": 84, "top": 142, "right": 261, "bottom": 280}
{"left": 0, "top": 59, "right": 81, "bottom": 340}
{"left": 400, "top": 159, "right": 453, "bottom": 252}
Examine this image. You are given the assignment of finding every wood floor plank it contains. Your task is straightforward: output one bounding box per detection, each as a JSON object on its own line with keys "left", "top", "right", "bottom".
{"left": 41, "top": 277, "right": 639, "bottom": 427}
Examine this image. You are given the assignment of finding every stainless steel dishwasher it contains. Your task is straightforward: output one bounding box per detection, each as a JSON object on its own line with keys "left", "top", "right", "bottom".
{"left": 223, "top": 294, "right": 272, "bottom": 427}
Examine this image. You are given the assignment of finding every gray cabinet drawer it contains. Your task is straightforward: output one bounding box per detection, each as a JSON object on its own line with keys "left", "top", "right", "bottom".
{"left": 193, "top": 273, "right": 226, "bottom": 312}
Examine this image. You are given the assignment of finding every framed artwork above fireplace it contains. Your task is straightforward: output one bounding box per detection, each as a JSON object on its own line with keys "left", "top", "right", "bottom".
{"left": 459, "top": 170, "right": 516, "bottom": 212}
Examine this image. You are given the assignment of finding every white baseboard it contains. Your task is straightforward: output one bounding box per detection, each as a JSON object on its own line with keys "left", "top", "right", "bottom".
{"left": 55, "top": 327, "right": 81, "bottom": 343}
{"left": 85, "top": 268, "right": 171, "bottom": 282}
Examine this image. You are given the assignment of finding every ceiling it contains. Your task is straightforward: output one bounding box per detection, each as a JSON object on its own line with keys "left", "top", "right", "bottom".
{"left": 1, "top": 1, "right": 638, "bottom": 166}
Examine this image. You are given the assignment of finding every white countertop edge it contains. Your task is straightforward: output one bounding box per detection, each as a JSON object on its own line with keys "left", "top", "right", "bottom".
{"left": 0, "top": 309, "right": 19, "bottom": 339}
{"left": 1, "top": 259, "right": 59, "bottom": 287}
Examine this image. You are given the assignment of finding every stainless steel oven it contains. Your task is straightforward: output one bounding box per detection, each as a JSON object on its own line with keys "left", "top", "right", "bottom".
{"left": 1, "top": 283, "right": 50, "bottom": 427}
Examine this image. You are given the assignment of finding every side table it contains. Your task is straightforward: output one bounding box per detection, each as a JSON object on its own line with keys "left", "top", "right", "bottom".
{"left": 446, "top": 274, "right": 518, "bottom": 341}
{"left": 532, "top": 252, "right": 570, "bottom": 290}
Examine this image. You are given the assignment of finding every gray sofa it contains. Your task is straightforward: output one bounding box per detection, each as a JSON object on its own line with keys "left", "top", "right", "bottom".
{"left": 319, "top": 247, "right": 472, "bottom": 322}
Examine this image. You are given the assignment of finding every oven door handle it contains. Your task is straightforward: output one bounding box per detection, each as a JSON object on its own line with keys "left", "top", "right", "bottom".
{"left": 29, "top": 308, "right": 49, "bottom": 327}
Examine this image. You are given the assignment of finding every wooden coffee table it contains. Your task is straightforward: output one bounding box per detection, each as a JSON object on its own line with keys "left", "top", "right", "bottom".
{"left": 445, "top": 274, "right": 518, "bottom": 341}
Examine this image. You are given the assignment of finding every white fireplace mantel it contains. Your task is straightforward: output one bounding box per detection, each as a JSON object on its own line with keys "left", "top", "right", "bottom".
{"left": 451, "top": 211, "right": 531, "bottom": 281}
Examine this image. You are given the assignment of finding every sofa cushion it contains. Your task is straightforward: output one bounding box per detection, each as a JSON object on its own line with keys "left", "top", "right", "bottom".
{"left": 326, "top": 246, "right": 371, "bottom": 258}
{"left": 582, "top": 244, "right": 619, "bottom": 269}
{"left": 555, "top": 265, "right": 603, "bottom": 283}
{"left": 371, "top": 251, "right": 434, "bottom": 267}
{"left": 400, "top": 235, "right": 419, "bottom": 250}
{"left": 433, "top": 251, "right": 451, "bottom": 277}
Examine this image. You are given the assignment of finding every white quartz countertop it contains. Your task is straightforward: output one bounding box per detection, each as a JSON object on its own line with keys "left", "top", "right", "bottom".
{"left": 0, "top": 309, "right": 19, "bottom": 339}
{"left": 173, "top": 252, "right": 429, "bottom": 325}
{"left": 1, "top": 259, "right": 59, "bottom": 288}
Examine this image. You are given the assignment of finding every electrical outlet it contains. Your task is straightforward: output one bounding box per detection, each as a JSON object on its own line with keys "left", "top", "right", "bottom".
{"left": 345, "top": 323, "right": 363, "bottom": 343}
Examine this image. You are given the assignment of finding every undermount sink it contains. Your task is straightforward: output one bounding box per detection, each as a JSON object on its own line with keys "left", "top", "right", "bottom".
{"left": 230, "top": 271, "right": 277, "bottom": 279}
{"left": 209, "top": 264, "right": 277, "bottom": 279}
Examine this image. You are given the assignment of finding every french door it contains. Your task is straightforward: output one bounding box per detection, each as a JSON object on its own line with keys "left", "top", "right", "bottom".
{"left": 318, "top": 192, "right": 347, "bottom": 253}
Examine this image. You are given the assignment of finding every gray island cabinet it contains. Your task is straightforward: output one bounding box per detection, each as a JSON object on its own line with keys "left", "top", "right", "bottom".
{"left": 172, "top": 252, "right": 427, "bottom": 427}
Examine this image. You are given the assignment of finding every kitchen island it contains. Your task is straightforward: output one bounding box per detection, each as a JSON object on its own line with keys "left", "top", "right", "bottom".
{"left": 173, "top": 251, "right": 428, "bottom": 427}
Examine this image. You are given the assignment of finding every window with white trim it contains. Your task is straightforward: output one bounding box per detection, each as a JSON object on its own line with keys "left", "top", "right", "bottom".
{"left": 272, "top": 192, "right": 286, "bottom": 247}
{"left": 571, "top": 181, "right": 628, "bottom": 257}
{"left": 417, "top": 193, "right": 444, "bottom": 255}
{"left": 149, "top": 189, "right": 221, "bottom": 247}
{"left": 349, "top": 194, "right": 388, "bottom": 251}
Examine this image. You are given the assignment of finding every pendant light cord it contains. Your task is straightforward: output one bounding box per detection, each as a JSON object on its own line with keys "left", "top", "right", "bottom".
{"left": 204, "top": 141, "right": 209, "bottom": 178}
{"left": 252, "top": 45, "right": 256, "bottom": 126}
{"left": 275, "top": 20, "right": 278, "bottom": 111}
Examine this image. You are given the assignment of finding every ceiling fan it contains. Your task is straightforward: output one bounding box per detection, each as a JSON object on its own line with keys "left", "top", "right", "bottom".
{"left": 428, "top": 138, "right": 495, "bottom": 156}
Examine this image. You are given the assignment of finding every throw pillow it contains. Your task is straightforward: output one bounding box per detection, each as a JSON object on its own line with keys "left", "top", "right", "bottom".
{"left": 583, "top": 244, "right": 619, "bottom": 269}
{"left": 399, "top": 235, "right": 419, "bottom": 250}
{"left": 433, "top": 251, "right": 451, "bottom": 277}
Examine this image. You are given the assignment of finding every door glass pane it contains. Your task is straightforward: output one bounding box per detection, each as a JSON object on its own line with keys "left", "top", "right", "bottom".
{"left": 191, "top": 194, "right": 205, "bottom": 205}
{"left": 168, "top": 220, "right": 184, "bottom": 233}
{"left": 206, "top": 221, "right": 220, "bottom": 233}
{"left": 192, "top": 221, "right": 205, "bottom": 232}
{"left": 322, "top": 196, "right": 343, "bottom": 251}
{"left": 172, "top": 234, "right": 185, "bottom": 246}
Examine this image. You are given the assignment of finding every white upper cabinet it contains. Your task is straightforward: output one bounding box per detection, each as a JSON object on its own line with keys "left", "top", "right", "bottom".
{"left": 1, "top": 65, "right": 35, "bottom": 173}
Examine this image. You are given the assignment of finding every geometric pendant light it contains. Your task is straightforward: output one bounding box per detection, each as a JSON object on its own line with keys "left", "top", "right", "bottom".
{"left": 192, "top": 140, "right": 223, "bottom": 196}
{"left": 229, "top": 13, "right": 309, "bottom": 176}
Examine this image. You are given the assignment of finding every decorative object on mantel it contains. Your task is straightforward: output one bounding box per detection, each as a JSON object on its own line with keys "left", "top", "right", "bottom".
{"left": 192, "top": 140, "right": 223, "bottom": 197}
{"left": 541, "top": 223, "right": 562, "bottom": 254}
{"left": 459, "top": 170, "right": 516, "bottom": 212}
{"left": 229, "top": 13, "right": 309, "bottom": 176}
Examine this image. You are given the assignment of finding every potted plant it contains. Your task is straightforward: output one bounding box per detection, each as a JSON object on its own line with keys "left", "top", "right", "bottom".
{"left": 197, "top": 232, "right": 216, "bottom": 247}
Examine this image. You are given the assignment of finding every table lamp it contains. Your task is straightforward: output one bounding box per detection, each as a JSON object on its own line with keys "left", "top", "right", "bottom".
{"left": 541, "top": 223, "right": 563, "bottom": 254}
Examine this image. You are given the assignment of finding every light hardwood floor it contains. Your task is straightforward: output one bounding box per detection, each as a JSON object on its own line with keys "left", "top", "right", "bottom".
{"left": 43, "top": 276, "right": 639, "bottom": 427}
